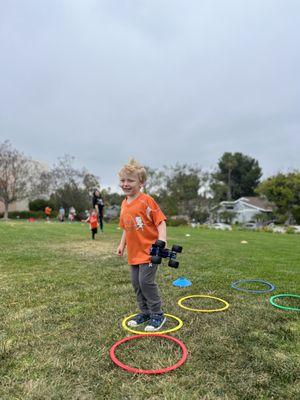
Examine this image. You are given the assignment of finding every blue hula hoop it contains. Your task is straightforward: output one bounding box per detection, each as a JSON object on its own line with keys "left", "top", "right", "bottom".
{"left": 231, "top": 279, "right": 276, "bottom": 294}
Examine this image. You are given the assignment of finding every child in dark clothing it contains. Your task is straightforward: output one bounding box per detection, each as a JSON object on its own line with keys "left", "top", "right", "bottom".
{"left": 92, "top": 190, "right": 104, "bottom": 232}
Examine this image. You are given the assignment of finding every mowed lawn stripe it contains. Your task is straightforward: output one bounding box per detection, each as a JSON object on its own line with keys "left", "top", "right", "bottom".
{"left": 0, "top": 221, "right": 299, "bottom": 399}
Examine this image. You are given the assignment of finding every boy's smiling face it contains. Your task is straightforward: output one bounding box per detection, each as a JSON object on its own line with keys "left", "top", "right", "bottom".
{"left": 119, "top": 172, "right": 143, "bottom": 198}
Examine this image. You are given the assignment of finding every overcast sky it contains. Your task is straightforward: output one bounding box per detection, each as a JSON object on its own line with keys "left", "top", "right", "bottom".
{"left": 1, "top": 0, "right": 299, "bottom": 189}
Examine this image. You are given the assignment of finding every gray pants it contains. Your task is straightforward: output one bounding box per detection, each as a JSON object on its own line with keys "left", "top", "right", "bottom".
{"left": 130, "top": 264, "right": 163, "bottom": 317}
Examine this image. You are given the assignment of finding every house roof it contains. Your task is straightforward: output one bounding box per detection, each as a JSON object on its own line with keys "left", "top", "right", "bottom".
{"left": 239, "top": 197, "right": 275, "bottom": 212}
{"left": 212, "top": 196, "right": 275, "bottom": 212}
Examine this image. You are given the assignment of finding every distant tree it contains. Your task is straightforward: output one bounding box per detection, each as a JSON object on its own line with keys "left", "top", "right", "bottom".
{"left": 159, "top": 164, "right": 206, "bottom": 218}
{"left": 253, "top": 212, "right": 274, "bottom": 225}
{"left": 28, "top": 155, "right": 82, "bottom": 200}
{"left": 51, "top": 155, "right": 84, "bottom": 191}
{"left": 82, "top": 170, "right": 100, "bottom": 195}
{"left": 157, "top": 189, "right": 179, "bottom": 216}
{"left": 29, "top": 198, "right": 54, "bottom": 211}
{"left": 292, "top": 206, "right": 300, "bottom": 224}
{"left": 32, "top": 156, "right": 98, "bottom": 202}
{"left": 0, "top": 141, "right": 35, "bottom": 219}
{"left": 26, "top": 160, "right": 53, "bottom": 200}
{"left": 219, "top": 210, "right": 237, "bottom": 224}
{"left": 44, "top": 155, "right": 100, "bottom": 213}
{"left": 101, "top": 188, "right": 123, "bottom": 207}
{"left": 29, "top": 169, "right": 52, "bottom": 199}
{"left": 212, "top": 152, "right": 262, "bottom": 201}
{"left": 190, "top": 209, "right": 209, "bottom": 224}
{"left": 209, "top": 179, "right": 227, "bottom": 205}
{"left": 166, "top": 164, "right": 200, "bottom": 200}
{"left": 143, "top": 166, "right": 165, "bottom": 195}
{"left": 220, "top": 153, "right": 237, "bottom": 200}
{"left": 50, "top": 183, "right": 90, "bottom": 213}
{"left": 257, "top": 171, "right": 300, "bottom": 224}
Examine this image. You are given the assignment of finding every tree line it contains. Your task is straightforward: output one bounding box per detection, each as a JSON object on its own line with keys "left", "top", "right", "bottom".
{"left": 0, "top": 140, "right": 299, "bottom": 224}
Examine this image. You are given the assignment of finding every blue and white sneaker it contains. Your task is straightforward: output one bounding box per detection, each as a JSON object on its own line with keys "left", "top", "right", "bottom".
{"left": 127, "top": 313, "right": 150, "bottom": 327}
{"left": 144, "top": 315, "right": 166, "bottom": 332}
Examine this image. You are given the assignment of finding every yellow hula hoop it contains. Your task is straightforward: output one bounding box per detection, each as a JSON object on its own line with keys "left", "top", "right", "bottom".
{"left": 122, "top": 313, "right": 183, "bottom": 335}
{"left": 178, "top": 295, "right": 229, "bottom": 313}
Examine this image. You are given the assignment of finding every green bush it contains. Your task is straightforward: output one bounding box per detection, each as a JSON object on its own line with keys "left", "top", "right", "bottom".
{"left": 261, "top": 226, "right": 273, "bottom": 233}
{"left": 292, "top": 207, "right": 300, "bottom": 224}
{"left": 0, "top": 211, "right": 48, "bottom": 219}
{"left": 29, "top": 199, "right": 53, "bottom": 211}
{"left": 190, "top": 210, "right": 209, "bottom": 224}
{"left": 274, "top": 213, "right": 288, "bottom": 225}
{"left": 286, "top": 226, "right": 295, "bottom": 234}
{"left": 166, "top": 218, "right": 188, "bottom": 227}
{"left": 104, "top": 216, "right": 119, "bottom": 224}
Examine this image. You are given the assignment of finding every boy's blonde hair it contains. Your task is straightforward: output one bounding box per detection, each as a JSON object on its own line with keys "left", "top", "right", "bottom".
{"left": 119, "top": 158, "right": 147, "bottom": 183}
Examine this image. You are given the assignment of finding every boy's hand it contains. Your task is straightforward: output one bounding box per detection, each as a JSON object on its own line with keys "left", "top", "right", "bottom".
{"left": 117, "top": 245, "right": 125, "bottom": 256}
{"left": 117, "top": 230, "right": 126, "bottom": 257}
{"left": 158, "top": 238, "right": 167, "bottom": 248}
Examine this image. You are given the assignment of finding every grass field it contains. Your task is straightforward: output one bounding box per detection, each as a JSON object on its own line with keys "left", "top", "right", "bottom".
{"left": 0, "top": 220, "right": 299, "bottom": 400}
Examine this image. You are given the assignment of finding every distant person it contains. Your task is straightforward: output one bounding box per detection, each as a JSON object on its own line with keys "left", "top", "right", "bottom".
{"left": 84, "top": 208, "right": 99, "bottom": 240}
{"left": 58, "top": 206, "right": 65, "bottom": 222}
{"left": 68, "top": 206, "right": 76, "bottom": 222}
{"left": 45, "top": 206, "right": 52, "bottom": 222}
{"left": 92, "top": 189, "right": 104, "bottom": 232}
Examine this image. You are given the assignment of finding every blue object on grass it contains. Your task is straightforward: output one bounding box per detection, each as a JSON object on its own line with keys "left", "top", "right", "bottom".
{"left": 173, "top": 277, "right": 192, "bottom": 288}
{"left": 231, "top": 279, "right": 276, "bottom": 294}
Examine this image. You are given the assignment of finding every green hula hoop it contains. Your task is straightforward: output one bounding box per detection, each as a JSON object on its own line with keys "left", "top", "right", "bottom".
{"left": 270, "top": 294, "right": 300, "bottom": 311}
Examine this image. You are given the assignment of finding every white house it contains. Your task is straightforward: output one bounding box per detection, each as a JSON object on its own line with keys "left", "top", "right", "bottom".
{"left": 211, "top": 197, "right": 275, "bottom": 224}
{"left": 0, "top": 199, "right": 29, "bottom": 214}
{"left": 0, "top": 159, "right": 48, "bottom": 215}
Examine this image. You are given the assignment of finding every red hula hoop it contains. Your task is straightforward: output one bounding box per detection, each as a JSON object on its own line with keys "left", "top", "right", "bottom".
{"left": 109, "top": 334, "right": 188, "bottom": 375}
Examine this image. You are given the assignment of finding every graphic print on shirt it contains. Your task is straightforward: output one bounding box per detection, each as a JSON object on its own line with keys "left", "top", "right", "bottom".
{"left": 123, "top": 213, "right": 144, "bottom": 231}
{"left": 135, "top": 216, "right": 144, "bottom": 230}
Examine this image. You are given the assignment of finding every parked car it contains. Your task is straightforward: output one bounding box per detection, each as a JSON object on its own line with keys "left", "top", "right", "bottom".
{"left": 210, "top": 223, "right": 232, "bottom": 231}
{"left": 243, "top": 222, "right": 257, "bottom": 230}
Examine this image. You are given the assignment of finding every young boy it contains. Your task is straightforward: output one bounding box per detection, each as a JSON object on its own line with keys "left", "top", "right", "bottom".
{"left": 117, "top": 159, "right": 167, "bottom": 332}
{"left": 85, "top": 208, "right": 99, "bottom": 239}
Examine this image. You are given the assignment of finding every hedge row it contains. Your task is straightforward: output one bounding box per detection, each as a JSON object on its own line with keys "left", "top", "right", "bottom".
{"left": 0, "top": 211, "right": 51, "bottom": 219}
{"left": 0, "top": 211, "right": 87, "bottom": 221}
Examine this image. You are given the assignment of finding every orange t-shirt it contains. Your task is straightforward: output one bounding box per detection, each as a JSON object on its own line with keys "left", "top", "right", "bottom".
{"left": 45, "top": 207, "right": 52, "bottom": 216}
{"left": 88, "top": 215, "right": 98, "bottom": 229}
{"left": 119, "top": 192, "right": 166, "bottom": 265}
